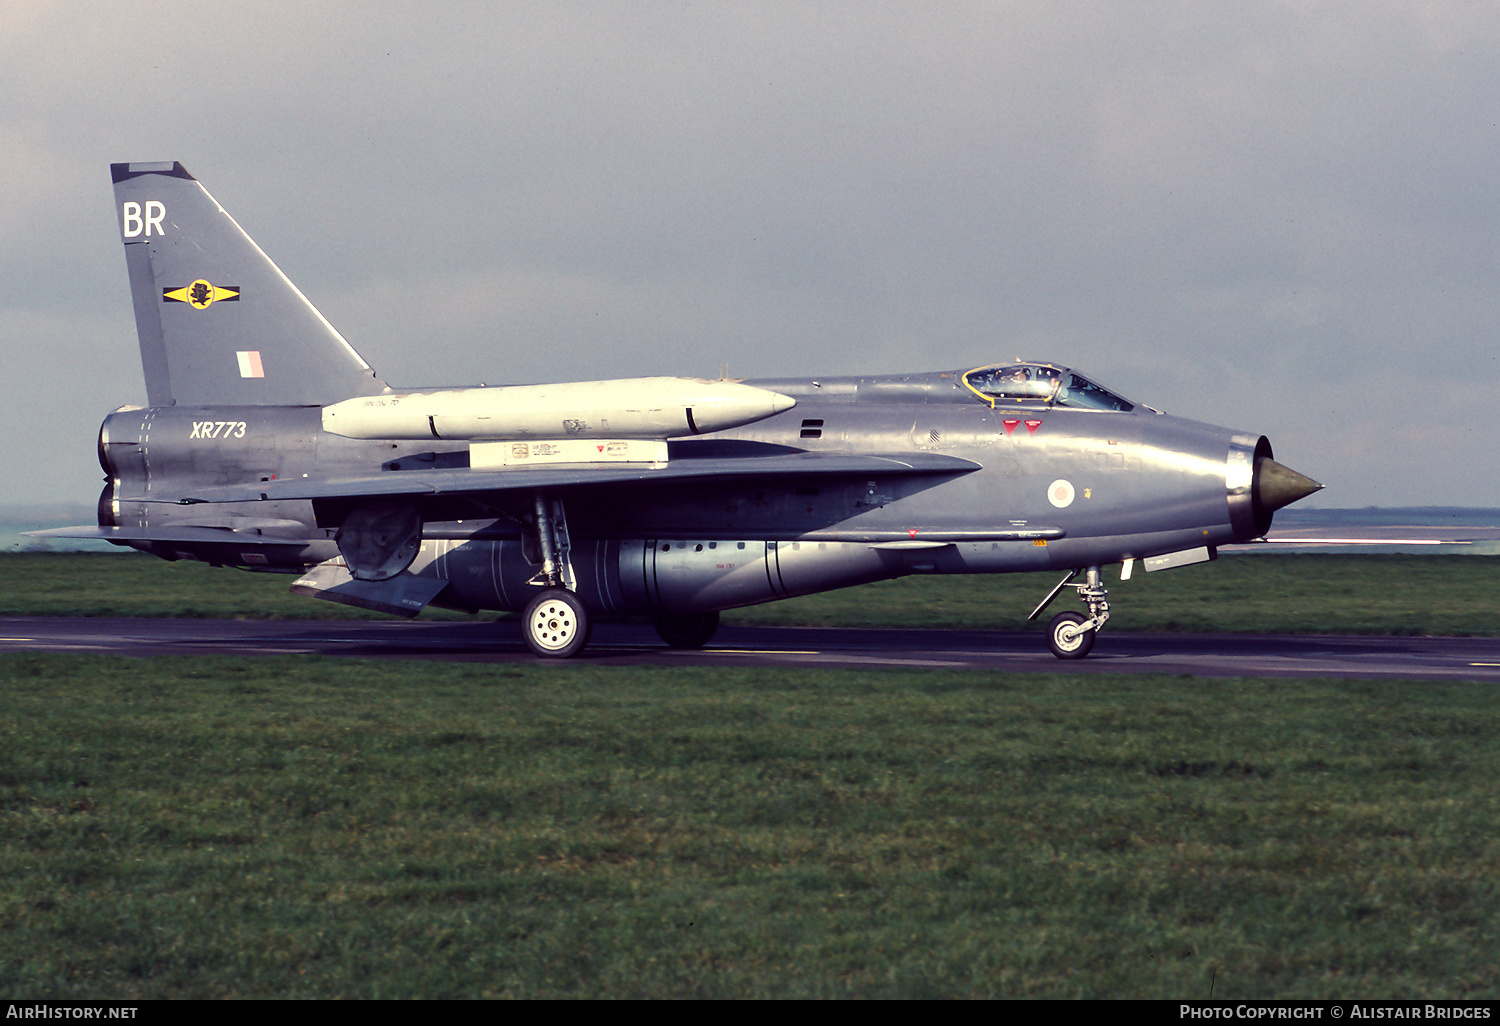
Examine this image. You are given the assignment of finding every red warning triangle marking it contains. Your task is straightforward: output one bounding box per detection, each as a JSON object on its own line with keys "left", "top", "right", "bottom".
{"left": 907, "top": 528, "right": 919, "bottom": 538}
{"left": 1003, "top": 419, "right": 1020, "bottom": 434}
{"left": 597, "top": 444, "right": 605, "bottom": 452}
{"left": 1025, "top": 420, "right": 1043, "bottom": 434}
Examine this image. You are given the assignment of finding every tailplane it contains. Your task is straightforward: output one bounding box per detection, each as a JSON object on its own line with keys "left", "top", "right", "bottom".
{"left": 112, "top": 161, "right": 389, "bottom": 406}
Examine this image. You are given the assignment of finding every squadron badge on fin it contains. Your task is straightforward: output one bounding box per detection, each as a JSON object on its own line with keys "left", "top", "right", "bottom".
{"left": 163, "top": 280, "right": 240, "bottom": 309}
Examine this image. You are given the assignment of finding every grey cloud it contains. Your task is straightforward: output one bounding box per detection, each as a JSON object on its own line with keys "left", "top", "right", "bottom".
{"left": 2, "top": 1, "right": 1496, "bottom": 505}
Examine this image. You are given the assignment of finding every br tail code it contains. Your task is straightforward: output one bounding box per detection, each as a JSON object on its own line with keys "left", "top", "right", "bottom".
{"left": 121, "top": 201, "right": 166, "bottom": 237}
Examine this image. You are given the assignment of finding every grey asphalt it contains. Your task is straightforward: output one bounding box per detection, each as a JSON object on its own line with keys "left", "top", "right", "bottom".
{"left": 2, "top": 617, "right": 1499, "bottom": 680}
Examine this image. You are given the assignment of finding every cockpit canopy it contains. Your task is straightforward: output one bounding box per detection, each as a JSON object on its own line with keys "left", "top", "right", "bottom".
{"left": 962, "top": 363, "right": 1135, "bottom": 412}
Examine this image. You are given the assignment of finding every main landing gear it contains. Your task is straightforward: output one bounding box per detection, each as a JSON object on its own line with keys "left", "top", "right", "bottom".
{"left": 654, "top": 610, "right": 721, "bottom": 649}
{"left": 1029, "top": 566, "right": 1111, "bottom": 660}
{"left": 517, "top": 492, "right": 724, "bottom": 658}
{"left": 521, "top": 492, "right": 593, "bottom": 658}
{"left": 523, "top": 587, "right": 591, "bottom": 658}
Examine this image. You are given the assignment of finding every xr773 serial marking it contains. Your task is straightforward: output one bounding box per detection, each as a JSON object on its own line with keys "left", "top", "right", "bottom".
{"left": 190, "top": 421, "right": 247, "bottom": 440}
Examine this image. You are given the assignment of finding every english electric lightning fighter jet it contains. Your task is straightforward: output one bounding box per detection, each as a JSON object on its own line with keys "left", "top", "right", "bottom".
{"left": 38, "top": 161, "right": 1323, "bottom": 659}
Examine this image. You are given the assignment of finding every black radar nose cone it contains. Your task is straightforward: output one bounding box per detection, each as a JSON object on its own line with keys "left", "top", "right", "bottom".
{"left": 1256, "top": 459, "right": 1323, "bottom": 513}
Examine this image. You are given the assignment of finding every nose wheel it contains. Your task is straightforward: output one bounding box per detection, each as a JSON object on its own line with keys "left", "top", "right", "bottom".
{"left": 1030, "top": 566, "right": 1111, "bottom": 659}
{"left": 1047, "top": 611, "right": 1095, "bottom": 659}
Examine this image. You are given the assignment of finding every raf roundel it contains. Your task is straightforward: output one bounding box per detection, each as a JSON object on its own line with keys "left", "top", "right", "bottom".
{"left": 1047, "top": 479, "right": 1076, "bottom": 508}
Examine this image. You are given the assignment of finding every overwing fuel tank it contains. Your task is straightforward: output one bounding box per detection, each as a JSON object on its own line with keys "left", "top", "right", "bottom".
{"left": 322, "top": 377, "right": 796, "bottom": 441}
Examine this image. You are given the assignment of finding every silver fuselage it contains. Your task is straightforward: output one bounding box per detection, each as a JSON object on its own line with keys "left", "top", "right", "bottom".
{"left": 97, "top": 368, "right": 1273, "bottom": 617}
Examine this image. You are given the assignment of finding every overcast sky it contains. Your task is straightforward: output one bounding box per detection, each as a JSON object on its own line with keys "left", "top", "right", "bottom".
{"left": 3, "top": 1, "right": 1496, "bottom": 508}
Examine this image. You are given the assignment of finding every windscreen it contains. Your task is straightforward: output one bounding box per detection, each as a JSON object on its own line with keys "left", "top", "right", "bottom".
{"left": 1056, "top": 373, "right": 1134, "bottom": 412}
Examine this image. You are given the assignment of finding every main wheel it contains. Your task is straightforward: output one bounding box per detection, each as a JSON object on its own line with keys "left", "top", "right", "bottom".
{"left": 522, "top": 588, "right": 592, "bottom": 658}
{"left": 654, "top": 610, "right": 720, "bottom": 649}
{"left": 1047, "top": 611, "right": 1095, "bottom": 660}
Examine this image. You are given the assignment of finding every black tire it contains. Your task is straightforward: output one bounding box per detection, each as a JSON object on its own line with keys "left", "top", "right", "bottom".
{"left": 1047, "top": 611, "right": 1095, "bottom": 659}
{"left": 522, "top": 588, "right": 592, "bottom": 658}
{"left": 654, "top": 610, "right": 720, "bottom": 649}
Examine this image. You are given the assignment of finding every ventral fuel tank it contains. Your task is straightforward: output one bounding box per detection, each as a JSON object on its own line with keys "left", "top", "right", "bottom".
{"left": 322, "top": 377, "right": 796, "bottom": 441}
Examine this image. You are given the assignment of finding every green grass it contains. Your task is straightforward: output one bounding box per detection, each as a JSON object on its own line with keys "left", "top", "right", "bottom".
{"left": 0, "top": 552, "right": 471, "bottom": 620}
{"left": 1, "top": 551, "right": 1496, "bottom": 636}
{"left": 3, "top": 655, "right": 1498, "bottom": 998}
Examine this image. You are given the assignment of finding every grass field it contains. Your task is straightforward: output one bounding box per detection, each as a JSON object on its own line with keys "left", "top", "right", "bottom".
{"left": 3, "top": 655, "right": 1499, "bottom": 999}
{"left": 1, "top": 550, "right": 1496, "bottom": 636}
{"left": 2, "top": 552, "right": 1497, "bottom": 998}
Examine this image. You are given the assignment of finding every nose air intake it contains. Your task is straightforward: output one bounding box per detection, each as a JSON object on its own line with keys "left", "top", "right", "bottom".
{"left": 1228, "top": 435, "right": 1322, "bottom": 540}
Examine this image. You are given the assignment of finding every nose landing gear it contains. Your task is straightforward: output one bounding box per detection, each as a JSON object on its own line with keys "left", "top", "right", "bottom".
{"left": 1029, "top": 566, "right": 1111, "bottom": 660}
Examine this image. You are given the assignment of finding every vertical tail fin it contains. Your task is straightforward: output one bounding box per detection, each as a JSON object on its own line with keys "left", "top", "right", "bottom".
{"left": 111, "top": 161, "right": 389, "bottom": 406}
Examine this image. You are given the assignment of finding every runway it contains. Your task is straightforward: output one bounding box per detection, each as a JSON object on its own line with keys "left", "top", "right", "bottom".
{"left": 2, "top": 616, "right": 1499, "bottom": 680}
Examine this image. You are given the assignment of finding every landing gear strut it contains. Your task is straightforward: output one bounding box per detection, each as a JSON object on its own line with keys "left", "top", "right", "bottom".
{"left": 520, "top": 492, "right": 592, "bottom": 658}
{"left": 1029, "top": 566, "right": 1111, "bottom": 660}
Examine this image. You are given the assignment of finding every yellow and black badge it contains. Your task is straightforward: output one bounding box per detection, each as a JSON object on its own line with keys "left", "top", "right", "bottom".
{"left": 163, "top": 280, "right": 241, "bottom": 309}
